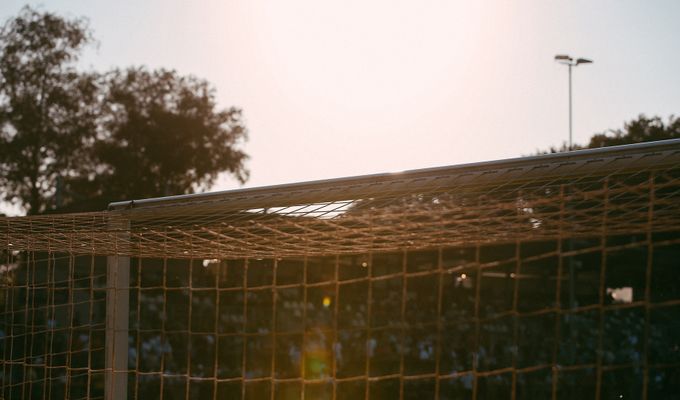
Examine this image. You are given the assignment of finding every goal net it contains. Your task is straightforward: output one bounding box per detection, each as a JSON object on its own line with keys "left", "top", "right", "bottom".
{"left": 2, "top": 140, "right": 680, "bottom": 399}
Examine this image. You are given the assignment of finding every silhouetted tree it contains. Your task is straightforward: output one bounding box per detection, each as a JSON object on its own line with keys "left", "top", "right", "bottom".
{"left": 537, "top": 114, "right": 680, "bottom": 154}
{"left": 0, "top": 6, "right": 98, "bottom": 214}
{"left": 92, "top": 67, "right": 248, "bottom": 207}
{"left": 0, "top": 7, "right": 249, "bottom": 214}
{"left": 587, "top": 114, "right": 680, "bottom": 148}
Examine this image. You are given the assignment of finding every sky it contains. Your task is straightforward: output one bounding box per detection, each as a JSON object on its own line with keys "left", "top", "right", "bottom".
{"left": 1, "top": 1, "right": 680, "bottom": 203}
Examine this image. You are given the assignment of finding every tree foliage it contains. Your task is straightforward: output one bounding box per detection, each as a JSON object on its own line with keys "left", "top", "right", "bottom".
{"left": 537, "top": 114, "right": 680, "bottom": 155}
{"left": 0, "top": 7, "right": 248, "bottom": 214}
{"left": 0, "top": 6, "right": 98, "bottom": 214}
{"left": 587, "top": 114, "right": 680, "bottom": 148}
{"left": 95, "top": 68, "right": 248, "bottom": 203}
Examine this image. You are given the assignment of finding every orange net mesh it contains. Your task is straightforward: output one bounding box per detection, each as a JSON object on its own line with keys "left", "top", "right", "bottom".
{"left": 2, "top": 140, "right": 680, "bottom": 399}
{"left": 3, "top": 141, "right": 680, "bottom": 259}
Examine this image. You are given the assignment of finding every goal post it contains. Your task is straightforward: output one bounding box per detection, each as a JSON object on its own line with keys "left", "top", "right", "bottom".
{"left": 105, "top": 217, "right": 130, "bottom": 400}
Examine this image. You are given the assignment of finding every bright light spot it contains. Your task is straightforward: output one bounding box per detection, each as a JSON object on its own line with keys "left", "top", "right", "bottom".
{"left": 202, "top": 259, "right": 219, "bottom": 267}
{"left": 607, "top": 287, "right": 633, "bottom": 304}
{"left": 322, "top": 296, "right": 332, "bottom": 308}
{"left": 361, "top": 262, "right": 368, "bottom": 268}
{"left": 510, "top": 273, "right": 517, "bottom": 278}
{"left": 0, "top": 262, "right": 19, "bottom": 274}
{"left": 455, "top": 273, "right": 472, "bottom": 288}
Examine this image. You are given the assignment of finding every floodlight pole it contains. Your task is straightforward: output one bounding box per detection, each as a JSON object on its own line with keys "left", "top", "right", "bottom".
{"left": 554, "top": 55, "right": 592, "bottom": 150}
{"left": 568, "top": 63, "right": 572, "bottom": 150}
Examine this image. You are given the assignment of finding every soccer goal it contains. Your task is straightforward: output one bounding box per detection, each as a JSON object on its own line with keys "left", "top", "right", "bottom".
{"left": 2, "top": 139, "right": 680, "bottom": 399}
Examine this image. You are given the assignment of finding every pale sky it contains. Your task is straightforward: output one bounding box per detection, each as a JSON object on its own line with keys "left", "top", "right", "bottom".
{"left": 2, "top": 1, "right": 680, "bottom": 202}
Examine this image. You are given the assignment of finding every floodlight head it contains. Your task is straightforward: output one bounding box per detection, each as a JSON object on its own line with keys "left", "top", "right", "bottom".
{"left": 554, "top": 54, "right": 572, "bottom": 61}
{"left": 576, "top": 58, "right": 593, "bottom": 65}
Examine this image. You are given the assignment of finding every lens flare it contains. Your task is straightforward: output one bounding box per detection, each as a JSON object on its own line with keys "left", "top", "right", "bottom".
{"left": 304, "top": 333, "right": 331, "bottom": 379}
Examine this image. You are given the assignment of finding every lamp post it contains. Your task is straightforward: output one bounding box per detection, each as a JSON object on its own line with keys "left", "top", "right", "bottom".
{"left": 554, "top": 54, "right": 592, "bottom": 150}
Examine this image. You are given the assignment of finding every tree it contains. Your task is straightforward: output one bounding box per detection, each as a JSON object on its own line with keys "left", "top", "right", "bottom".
{"left": 587, "top": 114, "right": 680, "bottom": 148}
{"left": 537, "top": 114, "right": 680, "bottom": 154}
{"left": 93, "top": 67, "right": 248, "bottom": 205}
{"left": 0, "top": 8, "right": 249, "bottom": 214}
{"left": 0, "top": 6, "right": 98, "bottom": 214}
